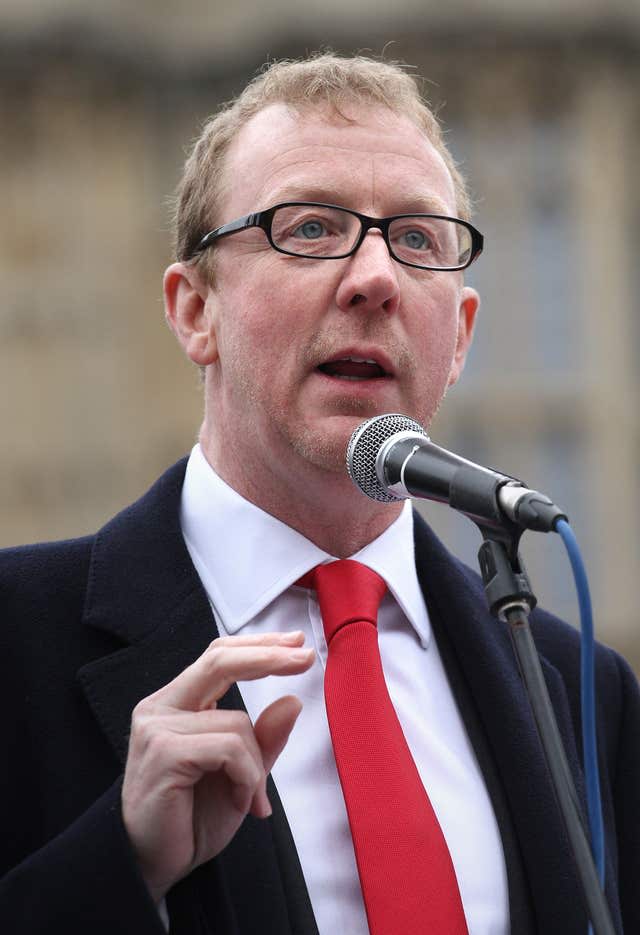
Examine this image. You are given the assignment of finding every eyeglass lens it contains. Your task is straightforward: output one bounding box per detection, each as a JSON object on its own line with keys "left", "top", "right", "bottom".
{"left": 269, "top": 205, "right": 472, "bottom": 268}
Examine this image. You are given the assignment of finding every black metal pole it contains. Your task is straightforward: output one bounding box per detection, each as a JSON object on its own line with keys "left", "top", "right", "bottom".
{"left": 475, "top": 533, "right": 614, "bottom": 935}
{"left": 505, "top": 607, "right": 615, "bottom": 935}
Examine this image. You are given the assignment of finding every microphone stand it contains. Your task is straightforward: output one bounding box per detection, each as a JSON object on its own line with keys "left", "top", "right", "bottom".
{"left": 475, "top": 525, "right": 615, "bottom": 935}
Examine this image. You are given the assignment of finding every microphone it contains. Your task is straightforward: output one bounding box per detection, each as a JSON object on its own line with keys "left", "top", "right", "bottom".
{"left": 346, "top": 413, "right": 567, "bottom": 532}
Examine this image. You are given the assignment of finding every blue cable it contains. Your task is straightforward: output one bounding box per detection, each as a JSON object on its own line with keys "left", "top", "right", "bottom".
{"left": 555, "top": 518, "right": 605, "bottom": 888}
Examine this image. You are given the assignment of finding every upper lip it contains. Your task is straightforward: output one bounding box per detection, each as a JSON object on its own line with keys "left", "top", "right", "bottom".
{"left": 316, "top": 347, "right": 395, "bottom": 377}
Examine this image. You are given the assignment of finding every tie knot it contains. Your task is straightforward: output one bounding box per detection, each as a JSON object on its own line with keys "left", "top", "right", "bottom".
{"left": 297, "top": 559, "right": 387, "bottom": 644}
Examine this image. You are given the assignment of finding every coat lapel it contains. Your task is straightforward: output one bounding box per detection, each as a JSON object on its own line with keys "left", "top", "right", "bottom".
{"left": 412, "top": 511, "right": 589, "bottom": 934}
{"left": 76, "top": 459, "right": 317, "bottom": 935}
{"left": 77, "top": 459, "right": 215, "bottom": 764}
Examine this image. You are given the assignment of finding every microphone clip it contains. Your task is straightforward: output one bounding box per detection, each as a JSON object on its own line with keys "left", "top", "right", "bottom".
{"left": 477, "top": 532, "right": 537, "bottom": 620}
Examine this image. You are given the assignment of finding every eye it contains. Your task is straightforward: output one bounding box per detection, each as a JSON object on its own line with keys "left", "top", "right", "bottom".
{"left": 293, "top": 219, "right": 327, "bottom": 240}
{"left": 271, "top": 205, "right": 356, "bottom": 256}
{"left": 399, "top": 228, "right": 432, "bottom": 251}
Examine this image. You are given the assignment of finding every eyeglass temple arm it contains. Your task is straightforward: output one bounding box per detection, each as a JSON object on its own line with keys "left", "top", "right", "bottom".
{"left": 196, "top": 213, "right": 260, "bottom": 252}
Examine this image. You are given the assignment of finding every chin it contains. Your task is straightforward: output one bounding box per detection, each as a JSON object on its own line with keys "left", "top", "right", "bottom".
{"left": 292, "top": 433, "right": 349, "bottom": 475}
{"left": 288, "top": 414, "right": 365, "bottom": 476}
{"left": 283, "top": 397, "right": 435, "bottom": 477}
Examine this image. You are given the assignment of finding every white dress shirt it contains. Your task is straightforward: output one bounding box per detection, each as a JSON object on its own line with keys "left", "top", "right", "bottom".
{"left": 180, "top": 444, "right": 509, "bottom": 934}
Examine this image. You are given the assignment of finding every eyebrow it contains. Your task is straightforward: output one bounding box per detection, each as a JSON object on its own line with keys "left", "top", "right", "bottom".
{"left": 266, "top": 185, "right": 454, "bottom": 217}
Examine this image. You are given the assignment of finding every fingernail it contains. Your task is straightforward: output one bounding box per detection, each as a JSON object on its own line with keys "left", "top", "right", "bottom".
{"left": 282, "top": 630, "right": 304, "bottom": 642}
{"left": 291, "top": 648, "right": 314, "bottom": 662}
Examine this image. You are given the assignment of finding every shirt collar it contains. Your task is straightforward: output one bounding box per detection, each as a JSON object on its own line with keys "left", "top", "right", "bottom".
{"left": 180, "top": 444, "right": 431, "bottom": 648}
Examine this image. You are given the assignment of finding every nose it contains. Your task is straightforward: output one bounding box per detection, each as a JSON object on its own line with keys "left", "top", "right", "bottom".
{"left": 335, "top": 231, "right": 401, "bottom": 315}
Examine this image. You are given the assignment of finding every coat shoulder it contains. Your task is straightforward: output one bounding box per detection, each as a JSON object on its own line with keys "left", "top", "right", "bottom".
{"left": 0, "top": 535, "right": 94, "bottom": 618}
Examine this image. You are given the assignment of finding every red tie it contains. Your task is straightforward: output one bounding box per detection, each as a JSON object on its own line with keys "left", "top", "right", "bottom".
{"left": 298, "top": 559, "right": 468, "bottom": 935}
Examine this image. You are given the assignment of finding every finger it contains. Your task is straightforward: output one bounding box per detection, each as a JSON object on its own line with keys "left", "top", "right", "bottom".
{"left": 254, "top": 695, "right": 304, "bottom": 775}
{"left": 124, "top": 728, "right": 267, "bottom": 831}
{"left": 132, "top": 708, "right": 260, "bottom": 741}
{"left": 151, "top": 731, "right": 265, "bottom": 802}
{"left": 249, "top": 695, "right": 303, "bottom": 817}
{"left": 128, "top": 699, "right": 303, "bottom": 820}
{"left": 161, "top": 642, "right": 315, "bottom": 712}
{"left": 211, "top": 631, "right": 305, "bottom": 649}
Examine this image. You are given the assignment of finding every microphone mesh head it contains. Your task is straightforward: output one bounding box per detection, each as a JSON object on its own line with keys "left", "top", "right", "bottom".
{"left": 346, "top": 413, "right": 427, "bottom": 502}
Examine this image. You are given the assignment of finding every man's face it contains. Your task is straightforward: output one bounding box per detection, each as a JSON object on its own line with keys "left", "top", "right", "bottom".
{"left": 191, "top": 103, "right": 478, "bottom": 490}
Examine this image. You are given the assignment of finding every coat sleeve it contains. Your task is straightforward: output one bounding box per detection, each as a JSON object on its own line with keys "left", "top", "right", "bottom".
{"left": 0, "top": 780, "right": 168, "bottom": 934}
{"left": 0, "top": 542, "right": 165, "bottom": 933}
{"left": 612, "top": 651, "right": 640, "bottom": 933}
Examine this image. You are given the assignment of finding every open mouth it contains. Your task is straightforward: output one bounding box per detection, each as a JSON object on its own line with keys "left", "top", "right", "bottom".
{"left": 317, "top": 356, "right": 391, "bottom": 381}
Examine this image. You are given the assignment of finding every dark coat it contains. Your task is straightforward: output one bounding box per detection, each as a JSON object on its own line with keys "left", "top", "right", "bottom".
{"left": 1, "top": 459, "right": 638, "bottom": 934}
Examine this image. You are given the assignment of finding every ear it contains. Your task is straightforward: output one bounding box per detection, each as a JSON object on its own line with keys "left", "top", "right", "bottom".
{"left": 447, "top": 286, "right": 479, "bottom": 387}
{"left": 163, "top": 262, "right": 219, "bottom": 366}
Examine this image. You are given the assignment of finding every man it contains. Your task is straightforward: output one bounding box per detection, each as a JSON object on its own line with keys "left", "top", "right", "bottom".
{"left": 1, "top": 54, "right": 638, "bottom": 934}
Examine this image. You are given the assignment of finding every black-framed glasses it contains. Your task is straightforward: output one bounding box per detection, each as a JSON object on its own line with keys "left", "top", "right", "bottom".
{"left": 191, "top": 202, "right": 483, "bottom": 271}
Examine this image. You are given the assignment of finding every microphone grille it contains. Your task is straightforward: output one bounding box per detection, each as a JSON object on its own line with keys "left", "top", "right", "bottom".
{"left": 346, "top": 413, "right": 427, "bottom": 502}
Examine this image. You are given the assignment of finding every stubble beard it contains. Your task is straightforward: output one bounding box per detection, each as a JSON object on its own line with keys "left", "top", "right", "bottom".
{"left": 221, "top": 324, "right": 448, "bottom": 483}
{"left": 284, "top": 328, "right": 417, "bottom": 474}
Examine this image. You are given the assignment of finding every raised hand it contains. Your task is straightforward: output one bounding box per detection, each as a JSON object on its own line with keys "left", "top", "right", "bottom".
{"left": 121, "top": 630, "right": 315, "bottom": 903}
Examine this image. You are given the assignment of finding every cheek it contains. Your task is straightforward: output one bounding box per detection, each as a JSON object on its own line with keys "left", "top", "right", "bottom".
{"left": 226, "top": 257, "right": 305, "bottom": 338}
{"left": 216, "top": 281, "right": 303, "bottom": 397}
{"left": 412, "top": 287, "right": 461, "bottom": 365}
{"left": 407, "top": 290, "right": 462, "bottom": 417}
{"left": 225, "top": 259, "right": 336, "bottom": 363}
{"left": 247, "top": 294, "right": 293, "bottom": 345}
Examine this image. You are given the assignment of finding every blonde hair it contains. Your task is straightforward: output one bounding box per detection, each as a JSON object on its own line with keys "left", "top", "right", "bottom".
{"left": 173, "top": 53, "right": 471, "bottom": 273}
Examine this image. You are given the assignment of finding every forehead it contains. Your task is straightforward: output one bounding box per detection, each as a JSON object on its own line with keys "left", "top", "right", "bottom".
{"left": 220, "top": 102, "right": 457, "bottom": 217}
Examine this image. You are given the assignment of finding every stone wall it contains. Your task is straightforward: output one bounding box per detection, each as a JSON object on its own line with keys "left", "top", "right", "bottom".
{"left": 1, "top": 8, "right": 638, "bottom": 668}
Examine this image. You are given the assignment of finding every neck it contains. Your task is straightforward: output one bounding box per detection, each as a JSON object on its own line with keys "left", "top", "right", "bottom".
{"left": 258, "top": 486, "right": 403, "bottom": 558}
{"left": 198, "top": 431, "right": 403, "bottom": 558}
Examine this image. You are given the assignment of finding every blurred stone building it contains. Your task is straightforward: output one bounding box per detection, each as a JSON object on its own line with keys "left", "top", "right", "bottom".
{"left": 1, "top": 1, "right": 639, "bottom": 668}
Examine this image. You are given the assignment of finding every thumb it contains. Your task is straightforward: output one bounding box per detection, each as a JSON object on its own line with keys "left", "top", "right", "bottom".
{"left": 248, "top": 695, "right": 303, "bottom": 818}
{"left": 254, "top": 694, "right": 303, "bottom": 773}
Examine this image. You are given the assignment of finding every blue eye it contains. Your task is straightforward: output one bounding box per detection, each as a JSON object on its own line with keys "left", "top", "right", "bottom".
{"left": 294, "top": 220, "right": 326, "bottom": 239}
{"left": 402, "top": 229, "right": 430, "bottom": 250}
